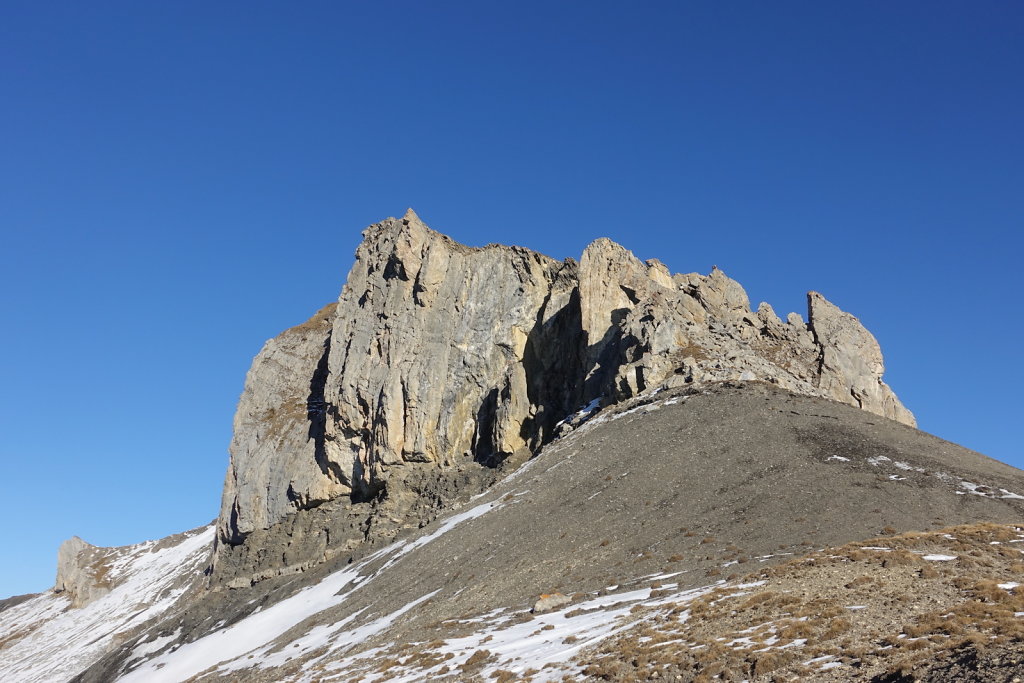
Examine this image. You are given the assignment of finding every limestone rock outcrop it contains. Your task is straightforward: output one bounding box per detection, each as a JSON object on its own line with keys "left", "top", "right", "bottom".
{"left": 576, "top": 239, "right": 913, "bottom": 426}
{"left": 321, "top": 211, "right": 584, "bottom": 501}
{"left": 808, "top": 292, "right": 915, "bottom": 425}
{"left": 54, "top": 537, "right": 109, "bottom": 608}
{"left": 218, "top": 211, "right": 586, "bottom": 550}
{"left": 214, "top": 210, "right": 914, "bottom": 579}
{"left": 218, "top": 303, "right": 344, "bottom": 544}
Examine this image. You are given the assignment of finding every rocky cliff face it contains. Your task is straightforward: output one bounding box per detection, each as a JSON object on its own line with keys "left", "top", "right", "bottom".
{"left": 219, "top": 303, "right": 343, "bottom": 544}
{"left": 54, "top": 537, "right": 106, "bottom": 608}
{"left": 214, "top": 210, "right": 914, "bottom": 583}
{"left": 321, "top": 214, "right": 584, "bottom": 500}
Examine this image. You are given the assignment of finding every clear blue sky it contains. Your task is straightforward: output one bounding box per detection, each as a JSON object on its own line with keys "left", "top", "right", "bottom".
{"left": 2, "top": 2, "right": 1021, "bottom": 597}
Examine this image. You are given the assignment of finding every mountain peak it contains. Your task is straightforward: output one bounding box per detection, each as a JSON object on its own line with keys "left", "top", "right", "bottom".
{"left": 401, "top": 206, "right": 423, "bottom": 225}
{"left": 214, "top": 212, "right": 915, "bottom": 584}
{"left": 11, "top": 213, "right": 1024, "bottom": 683}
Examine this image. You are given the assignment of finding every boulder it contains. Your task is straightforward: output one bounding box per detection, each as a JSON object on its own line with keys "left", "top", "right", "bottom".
{"left": 531, "top": 592, "right": 572, "bottom": 614}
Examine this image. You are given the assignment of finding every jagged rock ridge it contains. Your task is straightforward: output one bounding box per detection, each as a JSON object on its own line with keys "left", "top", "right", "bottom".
{"left": 215, "top": 210, "right": 913, "bottom": 583}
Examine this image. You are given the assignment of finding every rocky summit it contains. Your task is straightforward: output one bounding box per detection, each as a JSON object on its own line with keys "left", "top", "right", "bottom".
{"left": 2, "top": 212, "right": 1021, "bottom": 683}
{"left": 216, "top": 209, "right": 914, "bottom": 587}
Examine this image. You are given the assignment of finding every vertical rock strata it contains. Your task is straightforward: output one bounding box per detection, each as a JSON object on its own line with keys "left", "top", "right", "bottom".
{"left": 54, "top": 537, "right": 109, "bottom": 608}
{"left": 807, "top": 292, "right": 915, "bottom": 425}
{"left": 215, "top": 210, "right": 914, "bottom": 580}
{"left": 218, "top": 303, "right": 343, "bottom": 544}
{"left": 321, "top": 211, "right": 583, "bottom": 502}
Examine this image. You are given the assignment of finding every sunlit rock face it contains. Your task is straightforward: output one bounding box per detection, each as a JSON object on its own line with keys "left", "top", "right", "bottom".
{"left": 321, "top": 210, "right": 585, "bottom": 501}
{"left": 218, "top": 303, "right": 344, "bottom": 546}
{"left": 215, "top": 210, "right": 914, "bottom": 579}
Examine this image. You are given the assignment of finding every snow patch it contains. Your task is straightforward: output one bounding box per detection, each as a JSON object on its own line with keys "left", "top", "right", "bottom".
{"left": 116, "top": 499, "right": 506, "bottom": 682}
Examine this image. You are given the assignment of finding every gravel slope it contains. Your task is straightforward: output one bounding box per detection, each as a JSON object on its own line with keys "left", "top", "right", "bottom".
{"left": 72, "top": 383, "right": 1024, "bottom": 682}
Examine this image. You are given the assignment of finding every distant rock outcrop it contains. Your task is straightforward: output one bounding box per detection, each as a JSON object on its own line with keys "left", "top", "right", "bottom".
{"left": 4, "top": 527, "right": 213, "bottom": 682}
{"left": 54, "top": 536, "right": 108, "bottom": 608}
{"left": 53, "top": 528, "right": 214, "bottom": 610}
{"left": 214, "top": 210, "right": 914, "bottom": 582}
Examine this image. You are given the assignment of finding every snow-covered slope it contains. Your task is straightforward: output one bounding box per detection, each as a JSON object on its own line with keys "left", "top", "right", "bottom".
{"left": 0, "top": 525, "right": 213, "bottom": 683}
{"left": 112, "top": 494, "right": 730, "bottom": 682}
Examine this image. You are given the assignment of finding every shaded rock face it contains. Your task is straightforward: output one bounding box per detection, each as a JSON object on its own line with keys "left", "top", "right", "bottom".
{"left": 214, "top": 210, "right": 914, "bottom": 581}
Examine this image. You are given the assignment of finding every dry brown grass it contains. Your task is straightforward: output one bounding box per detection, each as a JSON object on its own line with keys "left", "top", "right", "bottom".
{"left": 564, "top": 523, "right": 1024, "bottom": 682}
{"left": 461, "top": 648, "right": 492, "bottom": 672}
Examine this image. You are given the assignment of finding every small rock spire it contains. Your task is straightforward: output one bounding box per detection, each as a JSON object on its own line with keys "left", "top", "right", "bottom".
{"left": 402, "top": 208, "right": 423, "bottom": 225}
